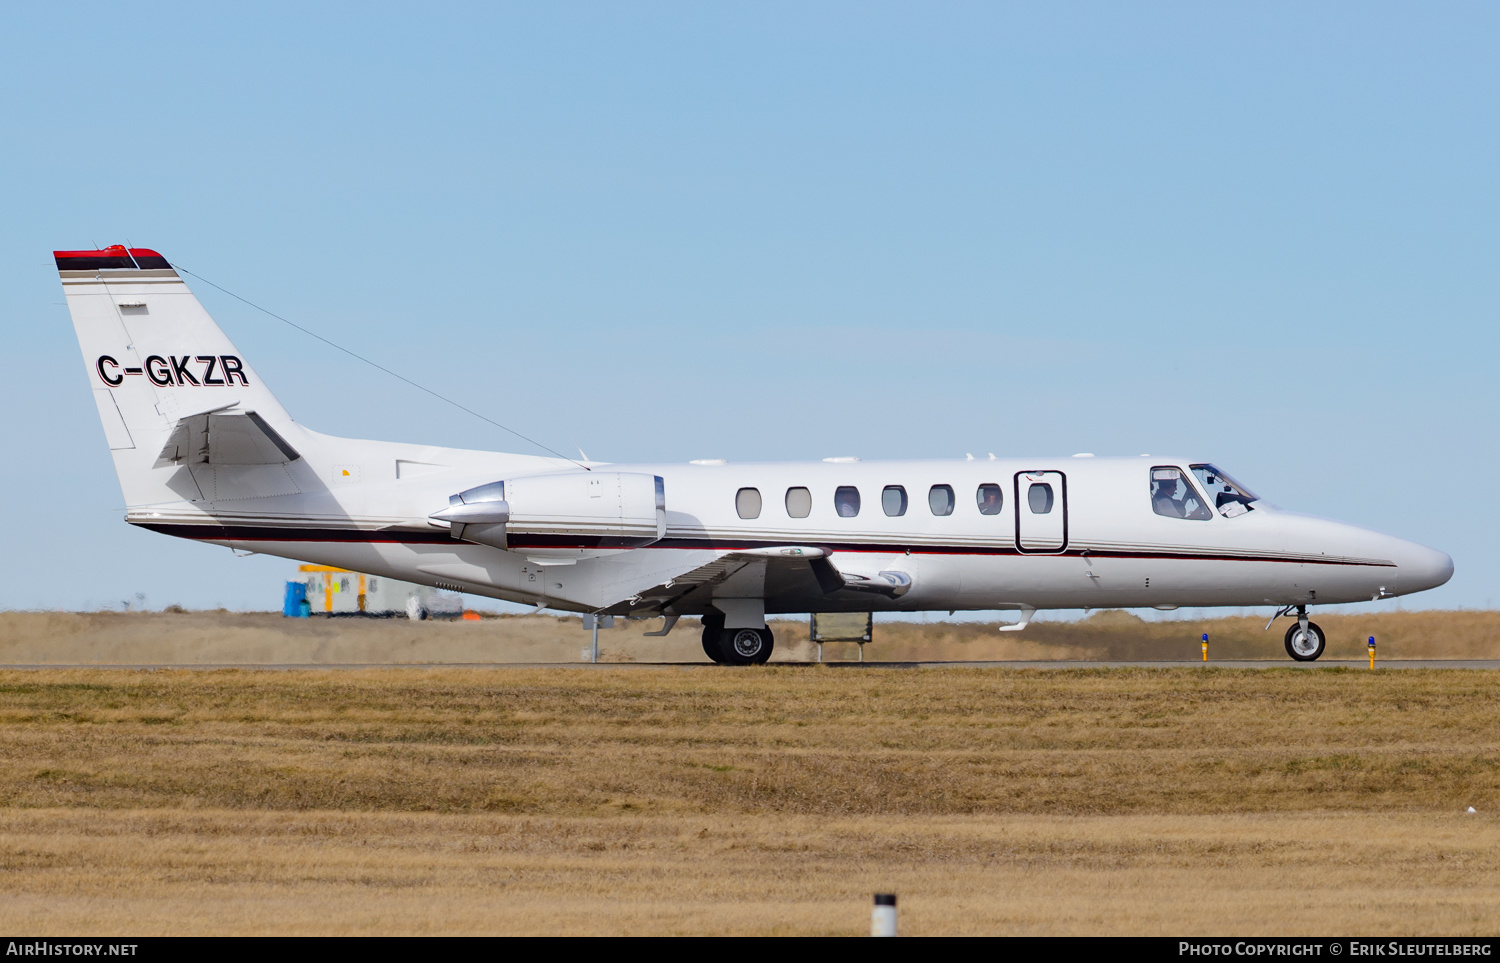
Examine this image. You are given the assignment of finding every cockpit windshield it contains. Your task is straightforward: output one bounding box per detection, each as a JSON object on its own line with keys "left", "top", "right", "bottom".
{"left": 1190, "top": 464, "right": 1258, "bottom": 518}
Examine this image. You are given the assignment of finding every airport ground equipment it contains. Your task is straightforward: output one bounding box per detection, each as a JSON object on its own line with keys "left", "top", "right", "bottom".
{"left": 58, "top": 245, "right": 1454, "bottom": 663}
{"left": 289, "top": 565, "right": 461, "bottom": 618}
{"left": 811, "top": 612, "right": 874, "bottom": 662}
{"left": 282, "top": 581, "right": 308, "bottom": 617}
{"left": 581, "top": 613, "right": 614, "bottom": 663}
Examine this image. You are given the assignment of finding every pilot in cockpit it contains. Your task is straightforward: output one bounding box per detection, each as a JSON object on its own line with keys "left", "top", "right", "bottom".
{"left": 1152, "top": 468, "right": 1213, "bottom": 520}
{"left": 1152, "top": 473, "right": 1187, "bottom": 518}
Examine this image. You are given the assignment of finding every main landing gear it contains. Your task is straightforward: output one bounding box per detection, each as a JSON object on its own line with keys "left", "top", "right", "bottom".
{"left": 700, "top": 614, "right": 774, "bottom": 665}
{"left": 1282, "top": 605, "right": 1326, "bottom": 662}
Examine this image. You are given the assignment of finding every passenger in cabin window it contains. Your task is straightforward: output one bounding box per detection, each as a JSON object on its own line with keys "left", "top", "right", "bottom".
{"left": 977, "top": 484, "right": 1003, "bottom": 515}
{"left": 1150, "top": 468, "right": 1212, "bottom": 520}
{"left": 834, "top": 486, "right": 861, "bottom": 517}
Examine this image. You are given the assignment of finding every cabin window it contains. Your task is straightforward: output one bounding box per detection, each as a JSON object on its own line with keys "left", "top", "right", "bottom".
{"left": 928, "top": 484, "right": 955, "bottom": 516}
{"left": 834, "top": 486, "right": 861, "bottom": 517}
{"left": 736, "top": 487, "right": 762, "bottom": 519}
{"left": 1027, "top": 483, "right": 1054, "bottom": 515}
{"left": 1151, "top": 467, "right": 1212, "bottom": 520}
{"left": 977, "top": 483, "right": 1004, "bottom": 515}
{"left": 1190, "top": 464, "right": 1258, "bottom": 518}
{"left": 785, "top": 487, "right": 812, "bottom": 518}
{"left": 882, "top": 485, "right": 908, "bottom": 516}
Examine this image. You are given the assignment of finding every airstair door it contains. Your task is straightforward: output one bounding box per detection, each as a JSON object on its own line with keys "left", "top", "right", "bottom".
{"left": 1015, "top": 470, "right": 1067, "bottom": 554}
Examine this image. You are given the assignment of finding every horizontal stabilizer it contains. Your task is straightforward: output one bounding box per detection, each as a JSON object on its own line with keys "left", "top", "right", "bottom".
{"left": 155, "top": 408, "right": 301, "bottom": 468}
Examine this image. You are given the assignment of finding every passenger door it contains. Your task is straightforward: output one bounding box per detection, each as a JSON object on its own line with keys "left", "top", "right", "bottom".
{"left": 1015, "top": 470, "right": 1067, "bottom": 553}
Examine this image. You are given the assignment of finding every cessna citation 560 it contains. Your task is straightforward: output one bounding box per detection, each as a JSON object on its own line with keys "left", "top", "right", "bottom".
{"left": 60, "top": 245, "right": 1453, "bottom": 663}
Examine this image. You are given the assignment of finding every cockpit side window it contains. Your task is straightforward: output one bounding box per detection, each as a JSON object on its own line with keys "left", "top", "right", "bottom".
{"left": 1150, "top": 467, "right": 1212, "bottom": 520}
{"left": 1190, "top": 464, "right": 1258, "bottom": 518}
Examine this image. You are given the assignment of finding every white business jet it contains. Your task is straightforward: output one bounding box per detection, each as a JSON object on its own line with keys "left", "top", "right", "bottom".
{"left": 59, "top": 246, "right": 1453, "bottom": 664}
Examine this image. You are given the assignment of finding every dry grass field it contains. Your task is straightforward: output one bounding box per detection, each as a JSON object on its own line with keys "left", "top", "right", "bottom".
{"left": 4, "top": 606, "right": 1500, "bottom": 664}
{"left": 2, "top": 662, "right": 1500, "bottom": 934}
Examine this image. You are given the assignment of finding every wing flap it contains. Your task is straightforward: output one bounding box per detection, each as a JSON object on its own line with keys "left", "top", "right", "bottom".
{"left": 611, "top": 546, "right": 911, "bottom": 616}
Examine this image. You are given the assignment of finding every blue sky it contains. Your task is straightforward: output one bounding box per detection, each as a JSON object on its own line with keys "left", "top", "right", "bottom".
{"left": 2, "top": 2, "right": 1495, "bottom": 612}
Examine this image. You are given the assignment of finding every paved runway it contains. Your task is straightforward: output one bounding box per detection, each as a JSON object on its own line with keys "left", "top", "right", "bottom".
{"left": 2, "top": 659, "right": 1499, "bottom": 670}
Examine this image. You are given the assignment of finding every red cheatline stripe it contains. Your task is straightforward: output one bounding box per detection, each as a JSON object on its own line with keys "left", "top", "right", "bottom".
{"left": 135, "top": 523, "right": 1393, "bottom": 566}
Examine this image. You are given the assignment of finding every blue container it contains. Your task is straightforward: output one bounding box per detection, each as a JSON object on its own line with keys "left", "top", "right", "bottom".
{"left": 282, "top": 581, "right": 308, "bottom": 617}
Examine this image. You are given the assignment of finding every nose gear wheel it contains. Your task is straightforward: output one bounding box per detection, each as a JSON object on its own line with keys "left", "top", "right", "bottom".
{"left": 1284, "top": 621, "right": 1326, "bottom": 661}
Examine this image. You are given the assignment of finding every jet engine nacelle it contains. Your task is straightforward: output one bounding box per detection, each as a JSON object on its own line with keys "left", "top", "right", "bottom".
{"left": 430, "top": 471, "right": 666, "bottom": 550}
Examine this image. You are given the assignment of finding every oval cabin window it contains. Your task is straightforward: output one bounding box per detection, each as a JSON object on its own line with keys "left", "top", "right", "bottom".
{"left": 785, "top": 487, "right": 812, "bottom": 518}
{"left": 1028, "top": 482, "right": 1054, "bottom": 514}
{"left": 929, "top": 484, "right": 955, "bottom": 516}
{"left": 834, "top": 486, "right": 861, "bottom": 517}
{"left": 976, "top": 483, "right": 1004, "bottom": 515}
{"left": 882, "top": 485, "right": 908, "bottom": 516}
{"left": 736, "top": 487, "right": 762, "bottom": 519}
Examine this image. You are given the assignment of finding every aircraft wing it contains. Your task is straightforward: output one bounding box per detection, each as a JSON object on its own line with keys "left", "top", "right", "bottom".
{"left": 607, "top": 546, "right": 911, "bottom": 616}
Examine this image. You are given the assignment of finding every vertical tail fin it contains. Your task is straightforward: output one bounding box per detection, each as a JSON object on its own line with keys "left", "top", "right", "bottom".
{"left": 58, "top": 245, "right": 303, "bottom": 508}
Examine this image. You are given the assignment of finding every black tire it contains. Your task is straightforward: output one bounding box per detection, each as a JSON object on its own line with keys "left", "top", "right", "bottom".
{"left": 719, "top": 626, "right": 774, "bottom": 665}
{"left": 701, "top": 614, "right": 726, "bottom": 663}
{"left": 752, "top": 629, "right": 774, "bottom": 665}
{"left": 1284, "top": 621, "right": 1326, "bottom": 661}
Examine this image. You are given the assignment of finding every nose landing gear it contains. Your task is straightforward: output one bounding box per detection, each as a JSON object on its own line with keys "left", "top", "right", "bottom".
{"left": 1282, "top": 606, "right": 1326, "bottom": 661}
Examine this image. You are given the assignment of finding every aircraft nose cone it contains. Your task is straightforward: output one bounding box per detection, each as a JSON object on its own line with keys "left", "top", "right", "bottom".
{"left": 1398, "top": 542, "right": 1454, "bottom": 594}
